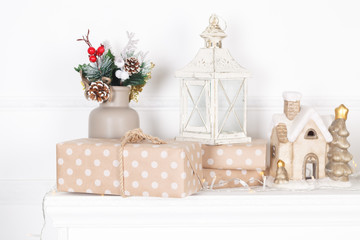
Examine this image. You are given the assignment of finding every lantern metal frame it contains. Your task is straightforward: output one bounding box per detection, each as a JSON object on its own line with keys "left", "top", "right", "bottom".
{"left": 176, "top": 15, "right": 251, "bottom": 145}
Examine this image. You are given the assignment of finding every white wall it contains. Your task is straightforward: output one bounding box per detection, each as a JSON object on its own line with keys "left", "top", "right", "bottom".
{"left": 1, "top": 0, "right": 360, "bottom": 239}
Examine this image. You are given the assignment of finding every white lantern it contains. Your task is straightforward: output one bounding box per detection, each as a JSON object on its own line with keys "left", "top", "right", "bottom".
{"left": 176, "top": 15, "right": 251, "bottom": 145}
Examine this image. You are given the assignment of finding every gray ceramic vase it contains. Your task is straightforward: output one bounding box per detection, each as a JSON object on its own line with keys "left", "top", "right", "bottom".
{"left": 88, "top": 86, "right": 139, "bottom": 138}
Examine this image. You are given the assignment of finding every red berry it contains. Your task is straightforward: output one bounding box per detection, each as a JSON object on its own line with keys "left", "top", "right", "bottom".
{"left": 97, "top": 45, "right": 105, "bottom": 56}
{"left": 88, "top": 47, "right": 96, "bottom": 55}
{"left": 89, "top": 55, "right": 97, "bottom": 62}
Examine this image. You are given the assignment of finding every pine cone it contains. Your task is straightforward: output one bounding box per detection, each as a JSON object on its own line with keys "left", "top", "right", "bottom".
{"left": 87, "top": 80, "right": 110, "bottom": 103}
{"left": 124, "top": 57, "right": 140, "bottom": 76}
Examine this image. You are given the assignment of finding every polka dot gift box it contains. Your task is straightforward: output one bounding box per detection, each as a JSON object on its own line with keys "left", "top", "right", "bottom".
{"left": 56, "top": 139, "right": 203, "bottom": 198}
{"left": 202, "top": 139, "right": 267, "bottom": 170}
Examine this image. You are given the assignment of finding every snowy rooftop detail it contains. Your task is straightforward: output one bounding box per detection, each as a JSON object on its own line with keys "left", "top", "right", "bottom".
{"left": 282, "top": 91, "right": 302, "bottom": 101}
{"left": 272, "top": 106, "right": 333, "bottom": 143}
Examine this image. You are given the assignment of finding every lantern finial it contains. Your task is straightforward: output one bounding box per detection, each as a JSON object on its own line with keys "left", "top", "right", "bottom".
{"left": 200, "top": 14, "right": 227, "bottom": 48}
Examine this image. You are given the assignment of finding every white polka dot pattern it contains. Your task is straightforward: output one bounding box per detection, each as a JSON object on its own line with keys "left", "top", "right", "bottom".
{"left": 141, "top": 171, "right": 148, "bottom": 178}
{"left": 151, "top": 161, "right": 158, "bottom": 168}
{"left": 160, "top": 151, "right": 168, "bottom": 159}
{"left": 141, "top": 151, "right": 148, "bottom": 158}
{"left": 104, "top": 170, "right": 110, "bottom": 177}
{"left": 255, "top": 149, "right": 262, "bottom": 156}
{"left": 132, "top": 181, "right": 139, "bottom": 188}
{"left": 58, "top": 158, "right": 64, "bottom": 165}
{"left": 226, "top": 158, "right": 233, "bottom": 165}
{"left": 85, "top": 169, "right": 91, "bottom": 176}
{"left": 170, "top": 162, "right": 178, "bottom": 169}
{"left": 245, "top": 158, "right": 253, "bottom": 166}
{"left": 171, "top": 183, "right": 178, "bottom": 190}
{"left": 66, "top": 148, "right": 73, "bottom": 155}
{"left": 201, "top": 139, "right": 267, "bottom": 170}
{"left": 236, "top": 149, "right": 243, "bottom": 156}
{"left": 151, "top": 181, "right": 159, "bottom": 189}
{"left": 113, "top": 160, "right": 120, "bottom": 167}
{"left": 76, "top": 179, "right": 83, "bottom": 186}
{"left": 103, "top": 149, "right": 110, "bottom": 157}
{"left": 161, "top": 172, "right": 168, "bottom": 179}
{"left": 123, "top": 150, "right": 128, "bottom": 157}
{"left": 56, "top": 139, "right": 203, "bottom": 198}
{"left": 132, "top": 160, "right": 139, "bottom": 168}
{"left": 113, "top": 180, "right": 120, "bottom": 187}
{"left": 75, "top": 159, "right": 82, "bottom": 166}
{"left": 84, "top": 149, "right": 91, "bottom": 156}
{"left": 58, "top": 178, "right": 64, "bottom": 185}
{"left": 94, "top": 179, "right": 101, "bottom": 186}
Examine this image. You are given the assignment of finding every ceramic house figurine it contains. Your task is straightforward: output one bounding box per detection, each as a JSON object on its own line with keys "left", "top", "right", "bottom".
{"left": 269, "top": 92, "right": 333, "bottom": 181}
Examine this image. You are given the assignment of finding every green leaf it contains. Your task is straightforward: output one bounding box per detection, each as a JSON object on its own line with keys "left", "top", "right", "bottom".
{"left": 74, "top": 64, "right": 88, "bottom": 72}
{"left": 122, "top": 72, "right": 146, "bottom": 86}
{"left": 104, "top": 49, "right": 115, "bottom": 62}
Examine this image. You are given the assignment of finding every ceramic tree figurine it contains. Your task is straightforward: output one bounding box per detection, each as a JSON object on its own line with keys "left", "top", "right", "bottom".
{"left": 274, "top": 160, "right": 289, "bottom": 184}
{"left": 325, "top": 105, "right": 353, "bottom": 181}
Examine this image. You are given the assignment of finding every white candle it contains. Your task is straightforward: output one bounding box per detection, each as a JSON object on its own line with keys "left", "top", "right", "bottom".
{"left": 263, "top": 176, "right": 267, "bottom": 190}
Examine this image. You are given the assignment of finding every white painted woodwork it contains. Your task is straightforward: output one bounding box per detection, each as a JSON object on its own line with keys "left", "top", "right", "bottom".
{"left": 43, "top": 190, "right": 360, "bottom": 240}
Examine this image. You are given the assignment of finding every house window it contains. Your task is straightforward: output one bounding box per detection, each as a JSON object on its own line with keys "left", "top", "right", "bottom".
{"left": 305, "top": 129, "right": 318, "bottom": 139}
{"left": 271, "top": 145, "right": 276, "bottom": 158}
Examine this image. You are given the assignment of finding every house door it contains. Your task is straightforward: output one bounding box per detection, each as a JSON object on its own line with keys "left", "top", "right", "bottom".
{"left": 303, "top": 153, "right": 319, "bottom": 180}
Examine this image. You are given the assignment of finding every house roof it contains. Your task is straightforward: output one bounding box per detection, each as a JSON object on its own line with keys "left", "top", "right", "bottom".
{"left": 272, "top": 106, "right": 333, "bottom": 143}
{"left": 283, "top": 91, "right": 302, "bottom": 101}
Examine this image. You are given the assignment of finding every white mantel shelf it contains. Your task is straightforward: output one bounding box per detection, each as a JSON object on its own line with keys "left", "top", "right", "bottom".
{"left": 43, "top": 188, "right": 360, "bottom": 240}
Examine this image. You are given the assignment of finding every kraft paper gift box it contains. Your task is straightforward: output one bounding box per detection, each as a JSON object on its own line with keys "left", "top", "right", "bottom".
{"left": 203, "top": 169, "right": 263, "bottom": 189}
{"left": 56, "top": 139, "right": 203, "bottom": 198}
{"left": 202, "top": 139, "right": 267, "bottom": 170}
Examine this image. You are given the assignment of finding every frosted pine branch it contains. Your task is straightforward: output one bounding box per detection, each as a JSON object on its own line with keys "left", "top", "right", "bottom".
{"left": 137, "top": 51, "right": 149, "bottom": 64}
{"left": 121, "top": 31, "right": 139, "bottom": 59}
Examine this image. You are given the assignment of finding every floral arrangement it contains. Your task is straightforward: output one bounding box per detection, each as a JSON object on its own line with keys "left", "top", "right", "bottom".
{"left": 75, "top": 30, "right": 154, "bottom": 103}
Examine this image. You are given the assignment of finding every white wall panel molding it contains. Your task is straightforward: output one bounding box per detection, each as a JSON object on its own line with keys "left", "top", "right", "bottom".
{"left": 1, "top": 96, "right": 360, "bottom": 111}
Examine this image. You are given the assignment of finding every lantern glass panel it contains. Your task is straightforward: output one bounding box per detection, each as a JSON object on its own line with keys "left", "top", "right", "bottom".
{"left": 217, "top": 78, "right": 245, "bottom": 136}
{"left": 183, "top": 79, "right": 210, "bottom": 133}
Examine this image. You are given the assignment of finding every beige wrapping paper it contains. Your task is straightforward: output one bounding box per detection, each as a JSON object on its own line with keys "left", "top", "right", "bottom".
{"left": 57, "top": 139, "right": 203, "bottom": 198}
{"left": 202, "top": 139, "right": 267, "bottom": 170}
{"left": 203, "top": 168, "right": 263, "bottom": 189}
